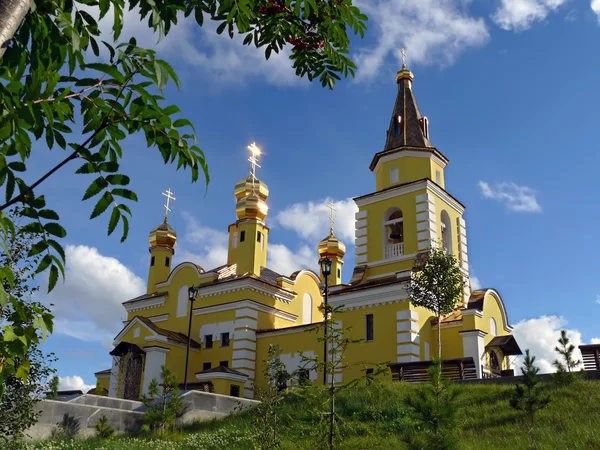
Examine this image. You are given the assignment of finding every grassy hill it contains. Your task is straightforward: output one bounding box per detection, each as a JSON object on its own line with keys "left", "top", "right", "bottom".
{"left": 25, "top": 379, "right": 600, "bottom": 449}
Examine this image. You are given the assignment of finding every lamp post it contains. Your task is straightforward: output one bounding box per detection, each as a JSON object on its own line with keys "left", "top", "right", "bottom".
{"left": 184, "top": 285, "right": 199, "bottom": 391}
{"left": 320, "top": 257, "right": 332, "bottom": 385}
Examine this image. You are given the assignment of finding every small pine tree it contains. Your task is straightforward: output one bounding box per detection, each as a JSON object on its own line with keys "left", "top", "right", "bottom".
{"left": 95, "top": 414, "right": 115, "bottom": 439}
{"left": 404, "top": 357, "right": 461, "bottom": 450}
{"left": 46, "top": 375, "right": 59, "bottom": 399}
{"left": 253, "top": 344, "right": 290, "bottom": 450}
{"left": 510, "top": 350, "right": 550, "bottom": 424}
{"left": 552, "top": 330, "right": 581, "bottom": 386}
{"left": 141, "top": 366, "right": 183, "bottom": 435}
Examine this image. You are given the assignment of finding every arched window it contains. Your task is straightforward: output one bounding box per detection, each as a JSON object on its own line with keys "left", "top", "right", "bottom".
{"left": 176, "top": 285, "right": 189, "bottom": 318}
{"left": 440, "top": 210, "right": 452, "bottom": 254}
{"left": 302, "top": 293, "right": 312, "bottom": 325}
{"left": 383, "top": 208, "right": 404, "bottom": 259}
{"left": 490, "top": 317, "right": 497, "bottom": 337}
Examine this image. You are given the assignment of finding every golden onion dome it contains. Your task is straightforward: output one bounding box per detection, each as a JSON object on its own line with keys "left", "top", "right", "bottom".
{"left": 149, "top": 218, "right": 177, "bottom": 248}
{"left": 395, "top": 66, "right": 414, "bottom": 83}
{"left": 318, "top": 230, "right": 346, "bottom": 259}
{"left": 234, "top": 175, "right": 269, "bottom": 202}
{"left": 236, "top": 193, "right": 268, "bottom": 221}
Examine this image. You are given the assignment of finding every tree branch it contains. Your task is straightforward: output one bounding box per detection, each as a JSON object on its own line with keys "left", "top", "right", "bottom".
{"left": 0, "top": 0, "right": 33, "bottom": 60}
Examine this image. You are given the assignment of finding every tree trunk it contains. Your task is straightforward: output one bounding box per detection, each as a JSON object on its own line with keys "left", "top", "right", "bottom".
{"left": 437, "top": 312, "right": 442, "bottom": 359}
{"left": 0, "top": 0, "right": 32, "bottom": 60}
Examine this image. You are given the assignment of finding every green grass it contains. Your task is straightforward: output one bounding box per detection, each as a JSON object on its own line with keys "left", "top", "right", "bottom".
{"left": 24, "top": 379, "right": 600, "bottom": 449}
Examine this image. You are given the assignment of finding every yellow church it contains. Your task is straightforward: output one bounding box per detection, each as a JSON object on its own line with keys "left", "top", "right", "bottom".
{"left": 95, "top": 64, "right": 522, "bottom": 400}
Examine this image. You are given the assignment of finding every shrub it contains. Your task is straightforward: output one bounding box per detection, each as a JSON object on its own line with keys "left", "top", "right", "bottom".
{"left": 95, "top": 414, "right": 115, "bottom": 439}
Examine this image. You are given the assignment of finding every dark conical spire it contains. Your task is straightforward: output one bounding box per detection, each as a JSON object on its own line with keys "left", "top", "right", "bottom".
{"left": 384, "top": 67, "right": 432, "bottom": 151}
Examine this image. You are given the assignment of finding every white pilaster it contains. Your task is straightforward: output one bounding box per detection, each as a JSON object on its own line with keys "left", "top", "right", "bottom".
{"left": 415, "top": 193, "right": 437, "bottom": 251}
{"left": 142, "top": 347, "right": 169, "bottom": 395}
{"left": 460, "top": 330, "right": 487, "bottom": 378}
{"left": 109, "top": 355, "right": 120, "bottom": 398}
{"left": 233, "top": 309, "right": 257, "bottom": 399}
{"left": 396, "top": 310, "right": 420, "bottom": 363}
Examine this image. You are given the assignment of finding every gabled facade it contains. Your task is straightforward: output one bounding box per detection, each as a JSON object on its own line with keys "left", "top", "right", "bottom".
{"left": 96, "top": 67, "right": 521, "bottom": 400}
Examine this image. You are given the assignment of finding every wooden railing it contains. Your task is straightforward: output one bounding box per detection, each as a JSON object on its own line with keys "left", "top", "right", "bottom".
{"left": 384, "top": 242, "right": 404, "bottom": 259}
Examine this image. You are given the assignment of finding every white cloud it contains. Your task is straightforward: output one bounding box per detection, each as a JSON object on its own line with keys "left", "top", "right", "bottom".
{"left": 267, "top": 243, "right": 318, "bottom": 276}
{"left": 58, "top": 375, "right": 95, "bottom": 393}
{"left": 354, "top": 0, "right": 489, "bottom": 80}
{"left": 470, "top": 276, "right": 481, "bottom": 290}
{"left": 478, "top": 181, "right": 542, "bottom": 213}
{"left": 174, "top": 212, "right": 230, "bottom": 271}
{"left": 273, "top": 198, "right": 358, "bottom": 243}
{"left": 492, "top": 0, "right": 566, "bottom": 31}
{"left": 592, "top": 338, "right": 600, "bottom": 344}
{"left": 593, "top": 0, "right": 600, "bottom": 20}
{"left": 596, "top": 295, "right": 600, "bottom": 305}
{"left": 88, "top": 6, "right": 299, "bottom": 86}
{"left": 40, "top": 245, "right": 145, "bottom": 344}
{"left": 512, "top": 315, "right": 583, "bottom": 373}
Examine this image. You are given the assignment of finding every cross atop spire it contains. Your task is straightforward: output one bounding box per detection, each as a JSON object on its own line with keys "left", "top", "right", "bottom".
{"left": 162, "top": 188, "right": 176, "bottom": 220}
{"left": 327, "top": 200, "right": 336, "bottom": 234}
{"left": 400, "top": 48, "right": 407, "bottom": 69}
{"left": 247, "top": 142, "right": 262, "bottom": 192}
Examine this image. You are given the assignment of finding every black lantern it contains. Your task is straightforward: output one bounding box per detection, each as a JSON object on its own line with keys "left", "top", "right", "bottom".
{"left": 320, "top": 257, "right": 332, "bottom": 277}
{"left": 184, "top": 285, "right": 199, "bottom": 391}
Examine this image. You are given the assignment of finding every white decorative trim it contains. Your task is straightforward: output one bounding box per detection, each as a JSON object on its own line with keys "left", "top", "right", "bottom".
{"left": 372, "top": 149, "right": 448, "bottom": 174}
{"left": 194, "top": 279, "right": 295, "bottom": 304}
{"left": 355, "top": 210, "right": 368, "bottom": 220}
{"left": 145, "top": 335, "right": 168, "bottom": 343}
{"left": 355, "top": 236, "right": 368, "bottom": 246}
{"left": 397, "top": 321, "right": 420, "bottom": 333}
{"left": 397, "top": 310, "right": 419, "bottom": 321}
{"left": 233, "top": 340, "right": 257, "bottom": 350}
{"left": 397, "top": 355, "right": 420, "bottom": 363}
{"left": 355, "top": 180, "right": 464, "bottom": 215}
{"left": 416, "top": 210, "right": 436, "bottom": 223}
{"left": 193, "top": 299, "right": 297, "bottom": 323}
{"left": 355, "top": 245, "right": 367, "bottom": 255}
{"left": 155, "top": 262, "right": 204, "bottom": 288}
{"left": 232, "top": 359, "right": 256, "bottom": 370}
{"left": 396, "top": 269, "right": 411, "bottom": 279}
{"left": 234, "top": 329, "right": 257, "bottom": 341}
{"left": 397, "top": 343, "right": 420, "bottom": 355}
{"left": 331, "top": 282, "right": 409, "bottom": 310}
{"left": 355, "top": 254, "right": 368, "bottom": 264}
{"left": 416, "top": 201, "right": 435, "bottom": 214}
{"left": 235, "top": 308, "right": 259, "bottom": 320}
{"left": 149, "top": 314, "right": 169, "bottom": 323}
{"left": 123, "top": 295, "right": 166, "bottom": 313}
{"left": 462, "top": 309, "right": 483, "bottom": 318}
{"left": 397, "top": 332, "right": 420, "bottom": 344}
{"left": 355, "top": 228, "right": 367, "bottom": 238}
{"left": 232, "top": 349, "right": 255, "bottom": 361}
{"left": 356, "top": 219, "right": 368, "bottom": 229}
{"left": 366, "top": 271, "right": 396, "bottom": 280}
{"left": 195, "top": 372, "right": 248, "bottom": 383}
{"left": 366, "top": 252, "right": 416, "bottom": 268}
{"left": 143, "top": 346, "right": 169, "bottom": 395}
{"left": 257, "top": 324, "right": 319, "bottom": 338}
{"left": 113, "top": 317, "right": 157, "bottom": 344}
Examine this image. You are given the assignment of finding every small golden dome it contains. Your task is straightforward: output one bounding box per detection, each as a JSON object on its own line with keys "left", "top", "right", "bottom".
{"left": 236, "top": 193, "right": 268, "bottom": 221}
{"left": 318, "top": 230, "right": 346, "bottom": 259}
{"left": 149, "top": 218, "right": 177, "bottom": 248}
{"left": 234, "top": 175, "right": 269, "bottom": 202}
{"left": 395, "top": 67, "right": 414, "bottom": 83}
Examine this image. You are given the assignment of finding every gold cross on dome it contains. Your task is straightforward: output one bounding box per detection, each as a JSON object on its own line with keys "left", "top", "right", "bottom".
{"left": 162, "top": 188, "right": 176, "bottom": 219}
{"left": 327, "top": 200, "right": 336, "bottom": 233}
{"left": 247, "top": 142, "right": 262, "bottom": 189}
{"left": 400, "top": 48, "right": 407, "bottom": 68}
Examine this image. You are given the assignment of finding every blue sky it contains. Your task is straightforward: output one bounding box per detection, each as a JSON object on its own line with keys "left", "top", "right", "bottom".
{"left": 29, "top": 0, "right": 600, "bottom": 390}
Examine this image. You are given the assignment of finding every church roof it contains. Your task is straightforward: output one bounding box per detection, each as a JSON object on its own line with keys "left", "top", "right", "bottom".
{"left": 195, "top": 365, "right": 248, "bottom": 377}
{"left": 132, "top": 316, "right": 201, "bottom": 349}
{"left": 194, "top": 264, "right": 295, "bottom": 294}
{"left": 383, "top": 67, "right": 432, "bottom": 151}
{"left": 122, "top": 291, "right": 167, "bottom": 305}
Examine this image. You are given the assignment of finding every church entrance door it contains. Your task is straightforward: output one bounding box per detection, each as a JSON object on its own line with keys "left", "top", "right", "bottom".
{"left": 122, "top": 353, "right": 144, "bottom": 400}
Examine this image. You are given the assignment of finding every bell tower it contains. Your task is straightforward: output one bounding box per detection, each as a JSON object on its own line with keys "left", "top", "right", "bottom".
{"left": 353, "top": 58, "right": 471, "bottom": 302}
{"left": 147, "top": 189, "right": 177, "bottom": 294}
{"left": 228, "top": 143, "right": 270, "bottom": 277}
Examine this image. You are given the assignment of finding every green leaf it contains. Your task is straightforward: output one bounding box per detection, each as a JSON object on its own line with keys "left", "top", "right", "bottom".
{"left": 28, "top": 240, "right": 49, "bottom": 257}
{"left": 106, "top": 174, "right": 130, "bottom": 186}
{"left": 35, "top": 254, "right": 53, "bottom": 274}
{"left": 120, "top": 215, "right": 129, "bottom": 243}
{"left": 0, "top": 285, "right": 7, "bottom": 307}
{"left": 48, "top": 265, "right": 59, "bottom": 292}
{"left": 107, "top": 208, "right": 120, "bottom": 236}
{"left": 90, "top": 191, "right": 112, "bottom": 219}
{"left": 2, "top": 326, "right": 18, "bottom": 342}
{"left": 111, "top": 188, "right": 138, "bottom": 201}
{"left": 44, "top": 222, "right": 67, "bottom": 238}
{"left": 38, "top": 209, "right": 60, "bottom": 220}
{"left": 82, "top": 177, "right": 108, "bottom": 200}
{"left": 47, "top": 239, "right": 66, "bottom": 263}
{"left": 85, "top": 63, "right": 125, "bottom": 84}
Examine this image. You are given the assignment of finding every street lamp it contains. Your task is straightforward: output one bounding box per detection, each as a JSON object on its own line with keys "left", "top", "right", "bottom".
{"left": 320, "top": 258, "right": 332, "bottom": 385}
{"left": 184, "top": 285, "right": 199, "bottom": 391}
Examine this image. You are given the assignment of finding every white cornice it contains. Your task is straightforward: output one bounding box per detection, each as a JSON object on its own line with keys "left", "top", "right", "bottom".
{"left": 366, "top": 253, "right": 416, "bottom": 268}
{"left": 257, "top": 324, "right": 320, "bottom": 338}
{"left": 459, "top": 330, "right": 487, "bottom": 338}
{"left": 462, "top": 309, "right": 483, "bottom": 318}
{"left": 195, "top": 372, "right": 248, "bottom": 383}
{"left": 193, "top": 299, "right": 298, "bottom": 323}
{"left": 354, "top": 180, "right": 464, "bottom": 215}
{"left": 149, "top": 314, "right": 169, "bottom": 323}
{"left": 196, "top": 278, "right": 296, "bottom": 304}
{"left": 113, "top": 317, "right": 157, "bottom": 345}
{"left": 372, "top": 149, "right": 448, "bottom": 174}
{"left": 123, "top": 295, "right": 166, "bottom": 313}
{"left": 330, "top": 282, "right": 409, "bottom": 311}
